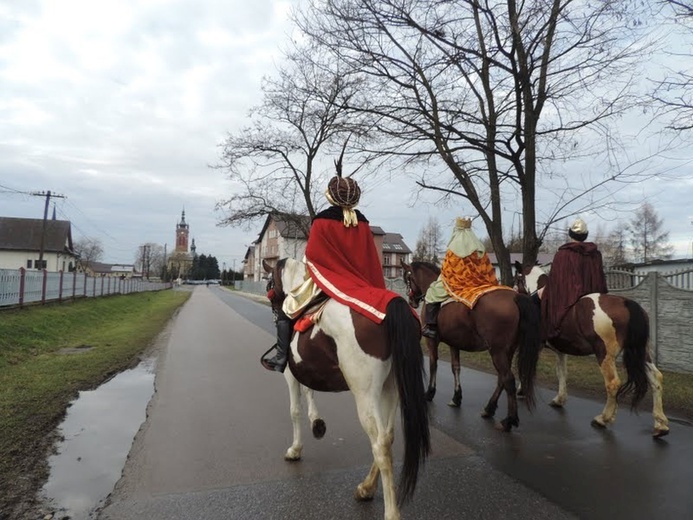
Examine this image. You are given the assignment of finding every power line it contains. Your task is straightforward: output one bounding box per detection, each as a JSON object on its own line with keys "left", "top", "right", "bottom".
{"left": 28, "top": 191, "right": 66, "bottom": 270}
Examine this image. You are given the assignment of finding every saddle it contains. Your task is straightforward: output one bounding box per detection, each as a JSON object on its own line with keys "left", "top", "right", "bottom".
{"left": 293, "top": 292, "right": 330, "bottom": 332}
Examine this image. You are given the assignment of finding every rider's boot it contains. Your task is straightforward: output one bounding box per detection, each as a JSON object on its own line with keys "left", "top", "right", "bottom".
{"left": 262, "top": 318, "right": 293, "bottom": 373}
{"left": 421, "top": 302, "right": 441, "bottom": 339}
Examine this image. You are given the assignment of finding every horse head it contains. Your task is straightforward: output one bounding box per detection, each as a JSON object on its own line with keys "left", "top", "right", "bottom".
{"left": 400, "top": 259, "right": 439, "bottom": 309}
{"left": 512, "top": 261, "right": 548, "bottom": 296}
{"left": 262, "top": 257, "right": 306, "bottom": 315}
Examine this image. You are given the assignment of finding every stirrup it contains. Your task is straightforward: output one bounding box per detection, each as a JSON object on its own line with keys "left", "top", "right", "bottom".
{"left": 421, "top": 326, "right": 437, "bottom": 339}
{"left": 260, "top": 344, "right": 286, "bottom": 372}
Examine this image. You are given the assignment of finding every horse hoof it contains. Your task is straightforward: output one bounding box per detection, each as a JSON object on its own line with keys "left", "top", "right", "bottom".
{"left": 312, "top": 419, "right": 326, "bottom": 439}
{"left": 354, "top": 487, "right": 375, "bottom": 502}
{"left": 425, "top": 389, "right": 436, "bottom": 402}
{"left": 480, "top": 409, "right": 494, "bottom": 419}
{"left": 448, "top": 399, "right": 461, "bottom": 408}
{"left": 549, "top": 400, "right": 564, "bottom": 408}
{"left": 590, "top": 418, "right": 607, "bottom": 429}
{"left": 653, "top": 428, "right": 670, "bottom": 439}
{"left": 284, "top": 453, "right": 301, "bottom": 462}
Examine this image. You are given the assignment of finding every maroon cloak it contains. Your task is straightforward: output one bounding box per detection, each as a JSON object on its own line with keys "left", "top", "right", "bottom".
{"left": 541, "top": 241, "right": 608, "bottom": 339}
{"left": 305, "top": 206, "right": 399, "bottom": 323}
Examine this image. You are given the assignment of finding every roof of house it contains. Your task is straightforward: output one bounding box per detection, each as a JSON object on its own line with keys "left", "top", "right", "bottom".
{"left": 83, "top": 262, "right": 136, "bottom": 274}
{"left": 257, "top": 214, "right": 312, "bottom": 241}
{"left": 0, "top": 217, "right": 75, "bottom": 254}
{"left": 487, "top": 252, "right": 554, "bottom": 266}
{"left": 381, "top": 232, "right": 412, "bottom": 254}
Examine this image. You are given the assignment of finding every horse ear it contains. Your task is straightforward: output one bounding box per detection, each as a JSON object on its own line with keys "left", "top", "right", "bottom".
{"left": 514, "top": 260, "right": 523, "bottom": 273}
{"left": 400, "top": 259, "right": 410, "bottom": 270}
{"left": 262, "top": 259, "right": 273, "bottom": 273}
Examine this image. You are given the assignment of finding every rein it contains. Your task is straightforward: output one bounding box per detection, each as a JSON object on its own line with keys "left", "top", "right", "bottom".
{"left": 404, "top": 270, "right": 424, "bottom": 307}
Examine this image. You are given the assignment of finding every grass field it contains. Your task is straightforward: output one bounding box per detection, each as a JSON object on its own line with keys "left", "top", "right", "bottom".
{"left": 0, "top": 290, "right": 190, "bottom": 519}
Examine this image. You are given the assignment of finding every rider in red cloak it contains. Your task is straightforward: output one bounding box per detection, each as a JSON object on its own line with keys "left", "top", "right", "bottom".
{"left": 262, "top": 174, "right": 400, "bottom": 373}
{"left": 541, "top": 218, "right": 608, "bottom": 340}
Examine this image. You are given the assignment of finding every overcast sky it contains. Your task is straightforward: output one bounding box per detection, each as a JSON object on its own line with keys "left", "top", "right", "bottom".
{"left": 1, "top": 0, "right": 691, "bottom": 269}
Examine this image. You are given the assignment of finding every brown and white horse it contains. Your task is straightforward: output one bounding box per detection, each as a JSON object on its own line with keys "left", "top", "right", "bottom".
{"left": 263, "top": 258, "right": 430, "bottom": 520}
{"left": 400, "top": 260, "right": 541, "bottom": 432}
{"left": 512, "top": 262, "right": 669, "bottom": 438}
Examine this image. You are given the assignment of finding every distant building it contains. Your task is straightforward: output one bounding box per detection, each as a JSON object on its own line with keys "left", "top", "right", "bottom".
{"left": 379, "top": 231, "right": 412, "bottom": 279}
{"left": 0, "top": 216, "right": 77, "bottom": 272}
{"left": 81, "top": 262, "right": 138, "bottom": 278}
{"left": 166, "top": 210, "right": 195, "bottom": 279}
{"left": 244, "top": 213, "right": 412, "bottom": 281}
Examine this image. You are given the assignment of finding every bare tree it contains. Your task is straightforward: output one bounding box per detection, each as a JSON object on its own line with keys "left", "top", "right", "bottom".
{"left": 73, "top": 237, "right": 104, "bottom": 271}
{"left": 413, "top": 216, "right": 443, "bottom": 264}
{"left": 628, "top": 203, "right": 674, "bottom": 262}
{"left": 598, "top": 223, "right": 630, "bottom": 267}
{"left": 651, "top": 1, "right": 693, "bottom": 132}
{"left": 295, "top": 0, "right": 663, "bottom": 283}
{"left": 215, "top": 42, "right": 371, "bottom": 235}
{"left": 134, "top": 243, "right": 165, "bottom": 279}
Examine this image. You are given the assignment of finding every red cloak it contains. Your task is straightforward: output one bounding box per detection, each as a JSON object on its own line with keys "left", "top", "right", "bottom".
{"left": 305, "top": 207, "right": 400, "bottom": 323}
{"left": 541, "top": 241, "right": 608, "bottom": 339}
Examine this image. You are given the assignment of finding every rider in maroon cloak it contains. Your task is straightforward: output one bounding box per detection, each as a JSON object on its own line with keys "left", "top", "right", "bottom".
{"left": 541, "top": 218, "right": 608, "bottom": 340}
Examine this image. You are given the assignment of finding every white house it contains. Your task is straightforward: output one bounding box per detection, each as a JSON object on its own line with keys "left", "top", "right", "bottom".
{"left": 0, "top": 216, "right": 78, "bottom": 272}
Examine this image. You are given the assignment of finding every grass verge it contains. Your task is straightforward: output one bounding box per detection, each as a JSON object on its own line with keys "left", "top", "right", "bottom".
{"left": 429, "top": 343, "right": 693, "bottom": 422}
{"left": 0, "top": 290, "right": 190, "bottom": 519}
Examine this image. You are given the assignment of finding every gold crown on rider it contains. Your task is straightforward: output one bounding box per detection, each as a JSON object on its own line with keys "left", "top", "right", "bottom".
{"left": 456, "top": 217, "right": 472, "bottom": 229}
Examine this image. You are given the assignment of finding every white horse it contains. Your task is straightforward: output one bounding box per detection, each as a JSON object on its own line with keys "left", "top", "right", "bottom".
{"left": 263, "top": 258, "right": 430, "bottom": 520}
{"left": 513, "top": 263, "right": 669, "bottom": 438}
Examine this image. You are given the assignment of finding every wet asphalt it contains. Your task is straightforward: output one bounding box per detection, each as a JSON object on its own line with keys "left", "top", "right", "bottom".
{"left": 97, "top": 286, "right": 693, "bottom": 520}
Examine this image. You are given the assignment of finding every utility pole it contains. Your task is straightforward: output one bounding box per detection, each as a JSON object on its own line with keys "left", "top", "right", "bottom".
{"left": 30, "top": 190, "right": 66, "bottom": 270}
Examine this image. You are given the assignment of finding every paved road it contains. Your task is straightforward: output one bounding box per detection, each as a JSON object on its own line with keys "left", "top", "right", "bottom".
{"left": 98, "top": 287, "right": 693, "bottom": 520}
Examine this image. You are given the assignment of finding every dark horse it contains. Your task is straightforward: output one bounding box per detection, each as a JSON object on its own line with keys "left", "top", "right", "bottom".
{"left": 264, "top": 258, "right": 430, "bottom": 519}
{"left": 512, "top": 262, "right": 669, "bottom": 438}
{"left": 401, "top": 260, "right": 541, "bottom": 432}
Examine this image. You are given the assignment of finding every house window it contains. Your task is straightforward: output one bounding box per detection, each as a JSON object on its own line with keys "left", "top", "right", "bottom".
{"left": 394, "top": 244, "right": 403, "bottom": 250}
{"left": 384, "top": 256, "right": 390, "bottom": 265}
{"left": 27, "top": 260, "right": 33, "bottom": 268}
{"left": 35, "top": 260, "right": 47, "bottom": 269}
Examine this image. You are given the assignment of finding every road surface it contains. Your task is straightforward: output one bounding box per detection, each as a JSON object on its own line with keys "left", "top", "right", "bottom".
{"left": 98, "top": 286, "right": 693, "bottom": 520}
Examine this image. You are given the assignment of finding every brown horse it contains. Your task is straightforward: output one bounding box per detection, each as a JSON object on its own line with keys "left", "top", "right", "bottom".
{"left": 512, "top": 262, "right": 669, "bottom": 438}
{"left": 263, "top": 258, "right": 430, "bottom": 520}
{"left": 400, "top": 260, "right": 541, "bottom": 432}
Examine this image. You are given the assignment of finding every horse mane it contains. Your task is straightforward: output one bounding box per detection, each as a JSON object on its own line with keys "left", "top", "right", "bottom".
{"left": 411, "top": 261, "right": 440, "bottom": 276}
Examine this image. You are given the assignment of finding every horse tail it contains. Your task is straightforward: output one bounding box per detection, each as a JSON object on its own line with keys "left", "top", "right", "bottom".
{"left": 616, "top": 299, "right": 650, "bottom": 410}
{"left": 514, "top": 293, "right": 541, "bottom": 410}
{"left": 385, "top": 297, "right": 430, "bottom": 504}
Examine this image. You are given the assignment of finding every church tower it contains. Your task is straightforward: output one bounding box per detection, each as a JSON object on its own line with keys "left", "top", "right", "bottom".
{"left": 168, "top": 209, "right": 194, "bottom": 280}
{"left": 175, "top": 210, "right": 190, "bottom": 252}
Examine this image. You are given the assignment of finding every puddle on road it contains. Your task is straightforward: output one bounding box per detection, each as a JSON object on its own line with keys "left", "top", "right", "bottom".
{"left": 40, "top": 358, "right": 157, "bottom": 519}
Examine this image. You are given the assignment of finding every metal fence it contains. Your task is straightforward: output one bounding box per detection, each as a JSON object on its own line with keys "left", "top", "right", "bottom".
{"left": 605, "top": 268, "right": 693, "bottom": 291}
{"left": 0, "top": 268, "right": 172, "bottom": 308}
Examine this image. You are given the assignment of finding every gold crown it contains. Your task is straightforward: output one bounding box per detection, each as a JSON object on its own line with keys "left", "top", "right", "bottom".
{"left": 456, "top": 217, "right": 472, "bottom": 229}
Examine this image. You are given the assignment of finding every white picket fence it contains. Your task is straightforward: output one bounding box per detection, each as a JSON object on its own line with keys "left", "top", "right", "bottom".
{"left": 0, "top": 268, "right": 172, "bottom": 308}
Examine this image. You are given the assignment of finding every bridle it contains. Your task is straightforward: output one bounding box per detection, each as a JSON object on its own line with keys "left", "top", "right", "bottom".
{"left": 513, "top": 271, "right": 530, "bottom": 296}
{"left": 265, "top": 265, "right": 286, "bottom": 319}
{"left": 403, "top": 268, "right": 424, "bottom": 307}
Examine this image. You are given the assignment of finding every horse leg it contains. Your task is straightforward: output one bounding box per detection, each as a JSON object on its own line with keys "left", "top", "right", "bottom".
{"left": 353, "top": 380, "right": 400, "bottom": 520}
{"left": 302, "top": 384, "right": 326, "bottom": 439}
{"left": 492, "top": 351, "right": 519, "bottom": 432}
{"left": 550, "top": 350, "right": 568, "bottom": 408}
{"left": 283, "top": 369, "right": 305, "bottom": 461}
{"left": 425, "top": 336, "right": 438, "bottom": 401}
{"left": 448, "top": 347, "right": 463, "bottom": 407}
{"left": 645, "top": 357, "right": 669, "bottom": 438}
{"left": 592, "top": 353, "right": 621, "bottom": 428}
{"left": 355, "top": 382, "right": 398, "bottom": 502}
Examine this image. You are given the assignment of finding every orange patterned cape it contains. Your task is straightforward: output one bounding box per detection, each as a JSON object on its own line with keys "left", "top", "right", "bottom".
{"left": 441, "top": 250, "right": 513, "bottom": 308}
